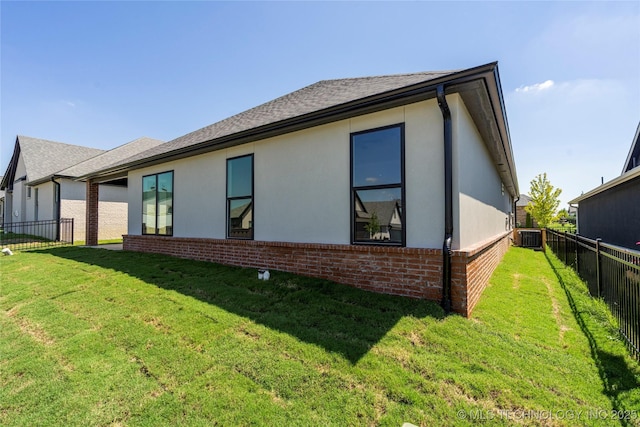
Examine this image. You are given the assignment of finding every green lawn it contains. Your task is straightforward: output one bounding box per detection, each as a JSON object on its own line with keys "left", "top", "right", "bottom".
{"left": 1, "top": 246, "right": 638, "bottom": 426}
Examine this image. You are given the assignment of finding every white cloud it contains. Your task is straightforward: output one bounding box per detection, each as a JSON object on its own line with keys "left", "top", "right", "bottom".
{"left": 515, "top": 80, "right": 554, "bottom": 93}
{"left": 64, "top": 101, "right": 76, "bottom": 108}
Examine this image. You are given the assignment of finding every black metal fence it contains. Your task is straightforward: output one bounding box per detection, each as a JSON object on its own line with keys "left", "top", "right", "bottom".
{"left": 546, "top": 229, "right": 640, "bottom": 361}
{"left": 0, "top": 218, "right": 74, "bottom": 251}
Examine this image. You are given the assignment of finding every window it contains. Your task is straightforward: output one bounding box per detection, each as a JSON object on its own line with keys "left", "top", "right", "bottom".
{"left": 27, "top": 186, "right": 32, "bottom": 198}
{"left": 142, "top": 171, "right": 173, "bottom": 235}
{"left": 351, "top": 124, "right": 404, "bottom": 245}
{"left": 227, "top": 154, "right": 253, "bottom": 239}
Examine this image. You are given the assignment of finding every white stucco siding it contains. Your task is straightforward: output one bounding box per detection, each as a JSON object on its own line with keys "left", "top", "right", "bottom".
{"left": 451, "top": 95, "right": 512, "bottom": 250}
{"left": 99, "top": 184, "right": 127, "bottom": 202}
{"left": 29, "top": 182, "right": 55, "bottom": 221}
{"left": 10, "top": 155, "right": 28, "bottom": 222}
{"left": 404, "top": 99, "right": 445, "bottom": 248}
{"left": 254, "top": 122, "right": 350, "bottom": 244}
{"left": 59, "top": 179, "right": 127, "bottom": 203}
{"left": 128, "top": 154, "right": 227, "bottom": 238}
{"left": 60, "top": 179, "right": 86, "bottom": 201}
{"left": 126, "top": 100, "right": 448, "bottom": 248}
{"left": 128, "top": 172, "right": 142, "bottom": 235}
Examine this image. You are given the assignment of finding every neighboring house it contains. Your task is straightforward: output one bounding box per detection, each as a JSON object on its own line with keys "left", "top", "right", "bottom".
{"left": 515, "top": 194, "right": 538, "bottom": 228}
{"left": 354, "top": 196, "right": 403, "bottom": 241}
{"left": 569, "top": 122, "right": 640, "bottom": 250}
{"left": 84, "top": 62, "right": 519, "bottom": 316}
{"left": 0, "top": 135, "right": 164, "bottom": 242}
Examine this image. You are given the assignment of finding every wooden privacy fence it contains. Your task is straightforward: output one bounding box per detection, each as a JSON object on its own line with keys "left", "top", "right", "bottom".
{"left": 546, "top": 229, "right": 640, "bottom": 362}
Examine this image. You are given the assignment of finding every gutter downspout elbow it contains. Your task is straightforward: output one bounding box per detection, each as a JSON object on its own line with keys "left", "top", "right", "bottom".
{"left": 437, "top": 85, "right": 453, "bottom": 313}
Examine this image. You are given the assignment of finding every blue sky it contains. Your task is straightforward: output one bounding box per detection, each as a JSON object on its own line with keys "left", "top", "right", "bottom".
{"left": 1, "top": 1, "right": 639, "bottom": 207}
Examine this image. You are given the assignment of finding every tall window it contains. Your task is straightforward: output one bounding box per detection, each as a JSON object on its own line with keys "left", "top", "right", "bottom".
{"left": 142, "top": 171, "right": 173, "bottom": 236}
{"left": 227, "top": 154, "right": 253, "bottom": 239}
{"left": 351, "top": 124, "right": 404, "bottom": 245}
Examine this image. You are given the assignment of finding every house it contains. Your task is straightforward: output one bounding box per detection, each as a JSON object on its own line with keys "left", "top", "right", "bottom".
{"left": 0, "top": 135, "right": 164, "bottom": 242}
{"left": 83, "top": 62, "right": 519, "bottom": 316}
{"left": 514, "top": 194, "right": 538, "bottom": 228}
{"left": 570, "top": 122, "right": 640, "bottom": 250}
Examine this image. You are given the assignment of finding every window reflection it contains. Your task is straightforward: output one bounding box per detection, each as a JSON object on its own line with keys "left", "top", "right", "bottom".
{"left": 351, "top": 124, "right": 404, "bottom": 245}
{"left": 142, "top": 175, "right": 157, "bottom": 235}
{"left": 352, "top": 126, "right": 401, "bottom": 187}
{"left": 354, "top": 188, "right": 403, "bottom": 243}
{"left": 227, "top": 155, "right": 253, "bottom": 239}
{"left": 157, "top": 172, "right": 173, "bottom": 235}
{"left": 228, "top": 199, "right": 253, "bottom": 238}
{"left": 142, "top": 171, "right": 173, "bottom": 236}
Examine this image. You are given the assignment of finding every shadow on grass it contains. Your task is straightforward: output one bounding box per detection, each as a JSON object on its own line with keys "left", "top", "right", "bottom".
{"left": 545, "top": 251, "right": 639, "bottom": 426}
{"left": 38, "top": 246, "right": 445, "bottom": 364}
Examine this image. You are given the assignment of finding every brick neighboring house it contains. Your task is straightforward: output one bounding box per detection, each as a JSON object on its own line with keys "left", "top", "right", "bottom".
{"left": 570, "top": 122, "right": 640, "bottom": 250}
{"left": 515, "top": 194, "right": 538, "bottom": 228}
{"left": 84, "top": 62, "right": 519, "bottom": 316}
{"left": 1, "top": 136, "right": 164, "bottom": 242}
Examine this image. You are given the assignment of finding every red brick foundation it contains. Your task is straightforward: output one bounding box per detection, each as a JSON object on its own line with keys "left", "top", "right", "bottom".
{"left": 123, "top": 231, "right": 511, "bottom": 317}
{"left": 451, "top": 232, "right": 512, "bottom": 316}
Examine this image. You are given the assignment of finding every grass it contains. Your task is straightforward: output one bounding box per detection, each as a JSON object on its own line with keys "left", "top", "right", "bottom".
{"left": 73, "top": 238, "right": 124, "bottom": 246}
{"left": 548, "top": 222, "right": 577, "bottom": 233}
{"left": 1, "top": 246, "right": 639, "bottom": 426}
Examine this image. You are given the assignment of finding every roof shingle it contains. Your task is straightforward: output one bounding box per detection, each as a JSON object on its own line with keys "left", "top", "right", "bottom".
{"left": 105, "top": 70, "right": 458, "bottom": 168}
{"left": 18, "top": 136, "right": 105, "bottom": 184}
{"left": 56, "top": 136, "right": 164, "bottom": 179}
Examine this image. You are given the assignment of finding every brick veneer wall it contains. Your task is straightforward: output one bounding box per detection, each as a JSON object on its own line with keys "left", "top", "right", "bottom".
{"left": 515, "top": 205, "right": 537, "bottom": 228}
{"left": 123, "top": 231, "right": 512, "bottom": 316}
{"left": 85, "top": 181, "right": 99, "bottom": 246}
{"left": 451, "top": 231, "right": 511, "bottom": 316}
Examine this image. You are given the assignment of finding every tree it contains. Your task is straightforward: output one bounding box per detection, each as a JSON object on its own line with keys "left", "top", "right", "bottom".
{"left": 557, "top": 208, "right": 569, "bottom": 223}
{"left": 525, "top": 173, "right": 562, "bottom": 228}
{"left": 364, "top": 211, "right": 381, "bottom": 239}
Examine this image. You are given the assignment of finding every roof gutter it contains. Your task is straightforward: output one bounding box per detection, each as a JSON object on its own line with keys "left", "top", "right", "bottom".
{"left": 437, "top": 85, "right": 453, "bottom": 313}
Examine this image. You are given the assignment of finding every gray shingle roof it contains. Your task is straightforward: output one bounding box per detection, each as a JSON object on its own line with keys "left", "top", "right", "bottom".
{"left": 56, "top": 137, "right": 164, "bottom": 179}
{"left": 19, "top": 136, "right": 105, "bottom": 184}
{"left": 106, "top": 70, "right": 458, "bottom": 168}
{"left": 516, "top": 194, "right": 532, "bottom": 206}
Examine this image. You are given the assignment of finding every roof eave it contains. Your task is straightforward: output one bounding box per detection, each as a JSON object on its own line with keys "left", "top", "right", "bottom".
{"left": 26, "top": 174, "right": 77, "bottom": 187}
{"left": 83, "top": 62, "right": 518, "bottom": 196}
{"left": 569, "top": 167, "right": 640, "bottom": 204}
{"left": 622, "top": 122, "right": 640, "bottom": 174}
{"left": 0, "top": 137, "right": 21, "bottom": 190}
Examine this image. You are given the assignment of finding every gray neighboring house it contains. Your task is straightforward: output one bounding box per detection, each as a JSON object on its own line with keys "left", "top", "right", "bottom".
{"left": 570, "top": 122, "right": 640, "bottom": 250}
{"left": 1, "top": 135, "right": 164, "bottom": 241}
